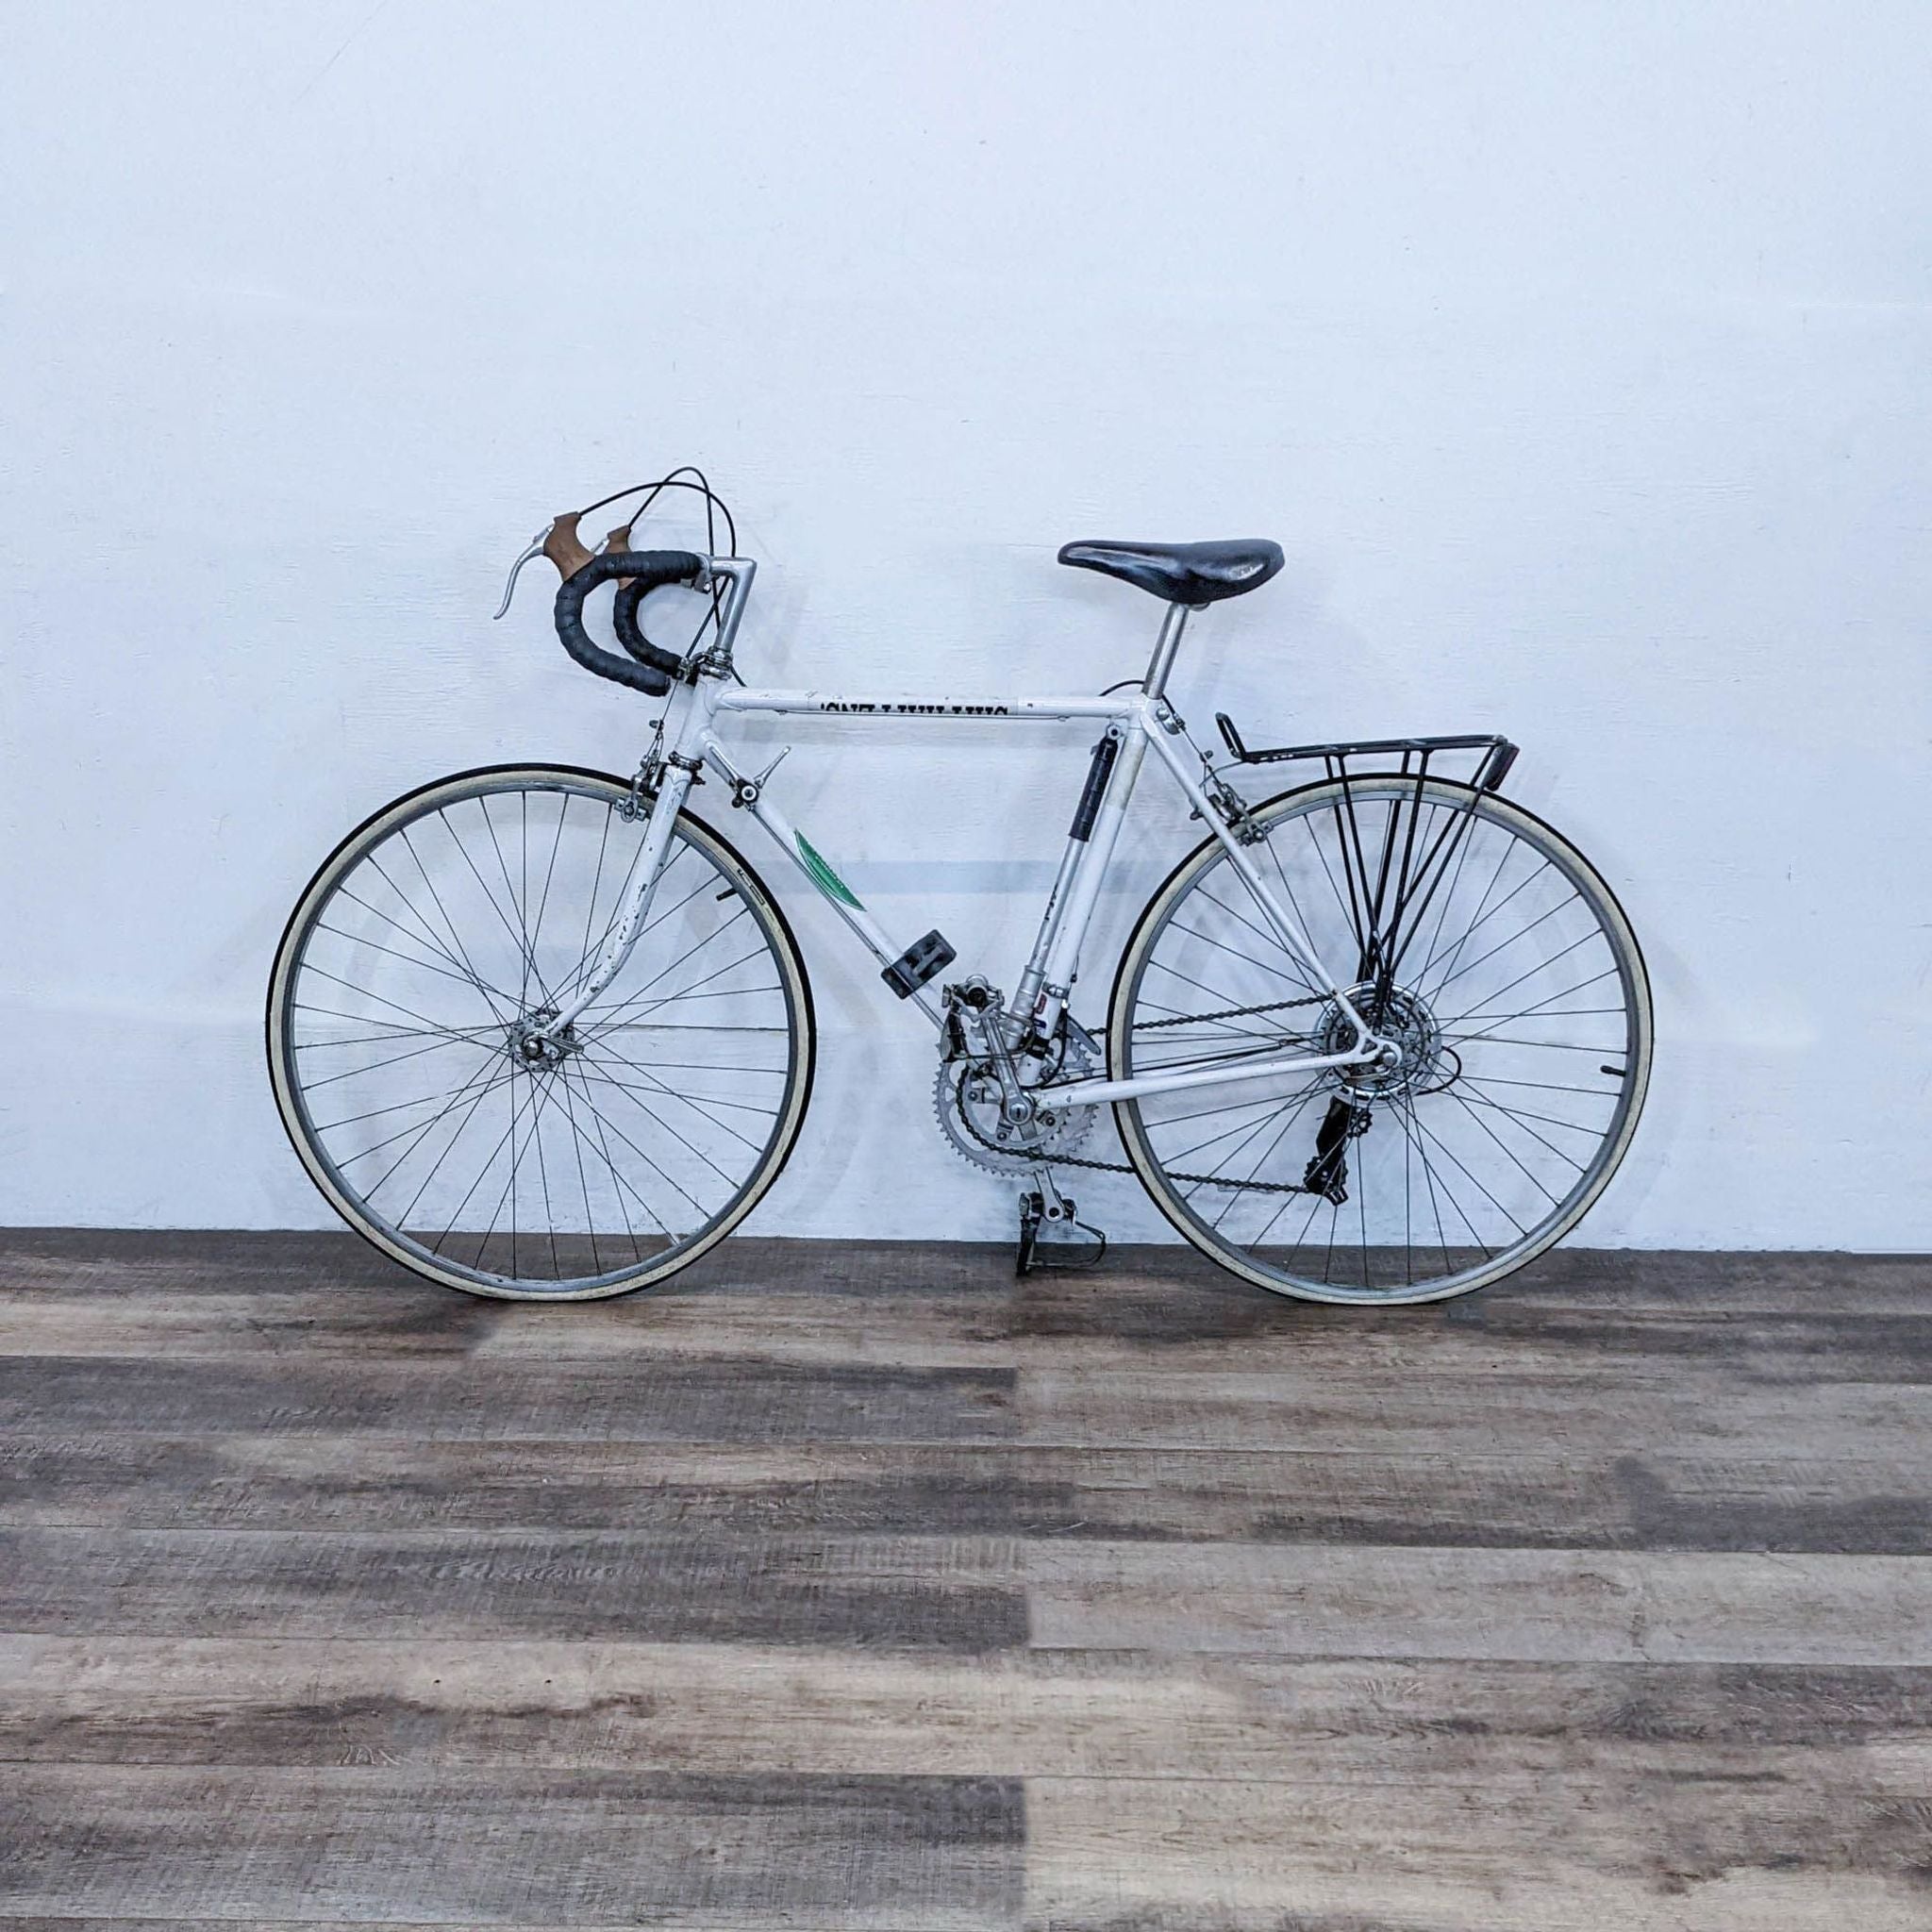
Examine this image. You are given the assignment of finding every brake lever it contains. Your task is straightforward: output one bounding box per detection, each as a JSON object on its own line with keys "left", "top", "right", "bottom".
{"left": 492, "top": 512, "right": 596, "bottom": 619}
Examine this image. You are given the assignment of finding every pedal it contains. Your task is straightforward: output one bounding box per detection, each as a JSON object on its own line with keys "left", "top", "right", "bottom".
{"left": 1015, "top": 1183, "right": 1108, "bottom": 1276}
{"left": 882, "top": 929, "right": 956, "bottom": 999}
{"left": 1016, "top": 1189, "right": 1042, "bottom": 1276}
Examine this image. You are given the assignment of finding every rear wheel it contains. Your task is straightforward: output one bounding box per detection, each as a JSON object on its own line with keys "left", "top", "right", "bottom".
{"left": 268, "top": 765, "right": 815, "bottom": 1299}
{"left": 1109, "top": 776, "right": 1650, "bottom": 1304}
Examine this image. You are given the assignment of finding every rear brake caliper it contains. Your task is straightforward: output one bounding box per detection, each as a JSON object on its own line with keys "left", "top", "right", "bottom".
{"left": 1206, "top": 770, "right": 1264, "bottom": 844}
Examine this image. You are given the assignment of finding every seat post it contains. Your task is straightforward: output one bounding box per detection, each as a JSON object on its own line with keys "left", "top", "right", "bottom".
{"left": 1141, "top": 602, "right": 1190, "bottom": 700}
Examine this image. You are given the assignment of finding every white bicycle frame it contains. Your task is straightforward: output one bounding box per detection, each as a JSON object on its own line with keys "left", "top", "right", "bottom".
{"left": 545, "top": 558, "right": 1384, "bottom": 1108}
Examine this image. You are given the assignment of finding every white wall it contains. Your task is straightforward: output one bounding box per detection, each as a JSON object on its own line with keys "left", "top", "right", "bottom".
{"left": 2, "top": 0, "right": 1926, "bottom": 1246}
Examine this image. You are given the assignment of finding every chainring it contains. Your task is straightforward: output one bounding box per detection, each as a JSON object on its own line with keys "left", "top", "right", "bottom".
{"left": 933, "top": 1037, "right": 1097, "bottom": 1176}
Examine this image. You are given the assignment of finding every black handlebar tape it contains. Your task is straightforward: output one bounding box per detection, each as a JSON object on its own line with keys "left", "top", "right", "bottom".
{"left": 608, "top": 551, "right": 702, "bottom": 678}
{"left": 553, "top": 550, "right": 704, "bottom": 695}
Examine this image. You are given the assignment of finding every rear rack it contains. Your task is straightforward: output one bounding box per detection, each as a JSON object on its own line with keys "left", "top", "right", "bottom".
{"left": 1214, "top": 714, "right": 1519, "bottom": 793}
{"left": 1211, "top": 716, "right": 1522, "bottom": 990}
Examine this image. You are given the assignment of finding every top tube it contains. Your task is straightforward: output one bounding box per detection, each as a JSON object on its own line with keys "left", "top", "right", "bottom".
{"left": 710, "top": 688, "right": 1142, "bottom": 722}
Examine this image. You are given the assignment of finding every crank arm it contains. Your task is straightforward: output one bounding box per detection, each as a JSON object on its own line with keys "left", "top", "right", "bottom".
{"left": 974, "top": 1008, "right": 1035, "bottom": 1122}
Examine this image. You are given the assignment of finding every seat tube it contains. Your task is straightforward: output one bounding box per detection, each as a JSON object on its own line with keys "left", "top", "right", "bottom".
{"left": 1028, "top": 721, "right": 1147, "bottom": 1039}
{"left": 1010, "top": 723, "right": 1124, "bottom": 1033}
{"left": 1017, "top": 615, "right": 1181, "bottom": 1036}
{"left": 1008, "top": 838, "right": 1085, "bottom": 1037}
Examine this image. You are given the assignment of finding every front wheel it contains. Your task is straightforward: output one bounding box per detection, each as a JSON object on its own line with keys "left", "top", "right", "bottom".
{"left": 1109, "top": 776, "right": 1650, "bottom": 1304}
{"left": 268, "top": 765, "right": 815, "bottom": 1299}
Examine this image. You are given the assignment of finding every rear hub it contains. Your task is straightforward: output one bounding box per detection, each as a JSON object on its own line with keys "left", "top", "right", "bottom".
{"left": 1316, "top": 982, "right": 1453, "bottom": 1100}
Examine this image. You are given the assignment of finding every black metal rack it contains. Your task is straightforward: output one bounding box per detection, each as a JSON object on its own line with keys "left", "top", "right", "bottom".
{"left": 1214, "top": 714, "right": 1519, "bottom": 793}
{"left": 1210, "top": 715, "right": 1522, "bottom": 992}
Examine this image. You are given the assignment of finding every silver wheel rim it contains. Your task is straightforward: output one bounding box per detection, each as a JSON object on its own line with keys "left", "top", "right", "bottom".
{"left": 1112, "top": 780, "right": 1651, "bottom": 1304}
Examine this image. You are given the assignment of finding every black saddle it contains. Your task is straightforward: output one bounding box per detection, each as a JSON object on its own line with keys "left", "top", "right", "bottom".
{"left": 1058, "top": 538, "right": 1284, "bottom": 608}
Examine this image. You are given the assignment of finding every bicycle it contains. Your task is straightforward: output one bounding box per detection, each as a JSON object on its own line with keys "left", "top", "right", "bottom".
{"left": 267, "top": 473, "right": 1651, "bottom": 1304}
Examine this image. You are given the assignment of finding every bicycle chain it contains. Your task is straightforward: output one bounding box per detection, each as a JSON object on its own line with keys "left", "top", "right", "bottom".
{"left": 952, "top": 991, "right": 1337, "bottom": 1196}
{"left": 1138, "top": 992, "right": 1327, "bottom": 1031}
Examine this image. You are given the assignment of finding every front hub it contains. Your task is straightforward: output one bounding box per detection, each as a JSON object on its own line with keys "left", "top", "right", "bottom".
{"left": 508, "top": 1016, "right": 577, "bottom": 1072}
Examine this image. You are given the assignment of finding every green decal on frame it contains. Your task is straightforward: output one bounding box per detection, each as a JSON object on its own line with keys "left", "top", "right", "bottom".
{"left": 794, "top": 831, "right": 863, "bottom": 909}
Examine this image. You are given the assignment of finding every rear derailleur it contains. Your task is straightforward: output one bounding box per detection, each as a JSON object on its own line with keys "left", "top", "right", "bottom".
{"left": 1303, "top": 1096, "right": 1373, "bottom": 1204}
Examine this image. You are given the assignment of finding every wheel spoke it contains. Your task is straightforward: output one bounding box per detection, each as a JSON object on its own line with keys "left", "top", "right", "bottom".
{"left": 331, "top": 878, "right": 516, "bottom": 1013}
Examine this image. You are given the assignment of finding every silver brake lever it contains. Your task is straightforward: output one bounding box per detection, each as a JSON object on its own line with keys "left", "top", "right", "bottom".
{"left": 492, "top": 530, "right": 548, "bottom": 620}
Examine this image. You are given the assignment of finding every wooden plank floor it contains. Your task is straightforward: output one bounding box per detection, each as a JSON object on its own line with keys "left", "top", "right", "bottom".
{"left": 1, "top": 1232, "right": 1928, "bottom": 1929}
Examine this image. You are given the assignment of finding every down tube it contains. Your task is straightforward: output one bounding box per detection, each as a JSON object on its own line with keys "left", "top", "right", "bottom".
{"left": 704, "top": 740, "right": 948, "bottom": 1027}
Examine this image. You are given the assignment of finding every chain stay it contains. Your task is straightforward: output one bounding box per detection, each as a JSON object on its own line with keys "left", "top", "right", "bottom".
{"left": 955, "top": 991, "right": 1340, "bottom": 1196}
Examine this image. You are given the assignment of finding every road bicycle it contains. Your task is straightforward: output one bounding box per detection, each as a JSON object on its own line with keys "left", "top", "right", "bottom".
{"left": 268, "top": 473, "right": 1651, "bottom": 1304}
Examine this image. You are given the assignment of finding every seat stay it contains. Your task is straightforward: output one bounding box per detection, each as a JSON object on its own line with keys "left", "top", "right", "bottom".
{"left": 1045, "top": 706, "right": 1370, "bottom": 1039}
